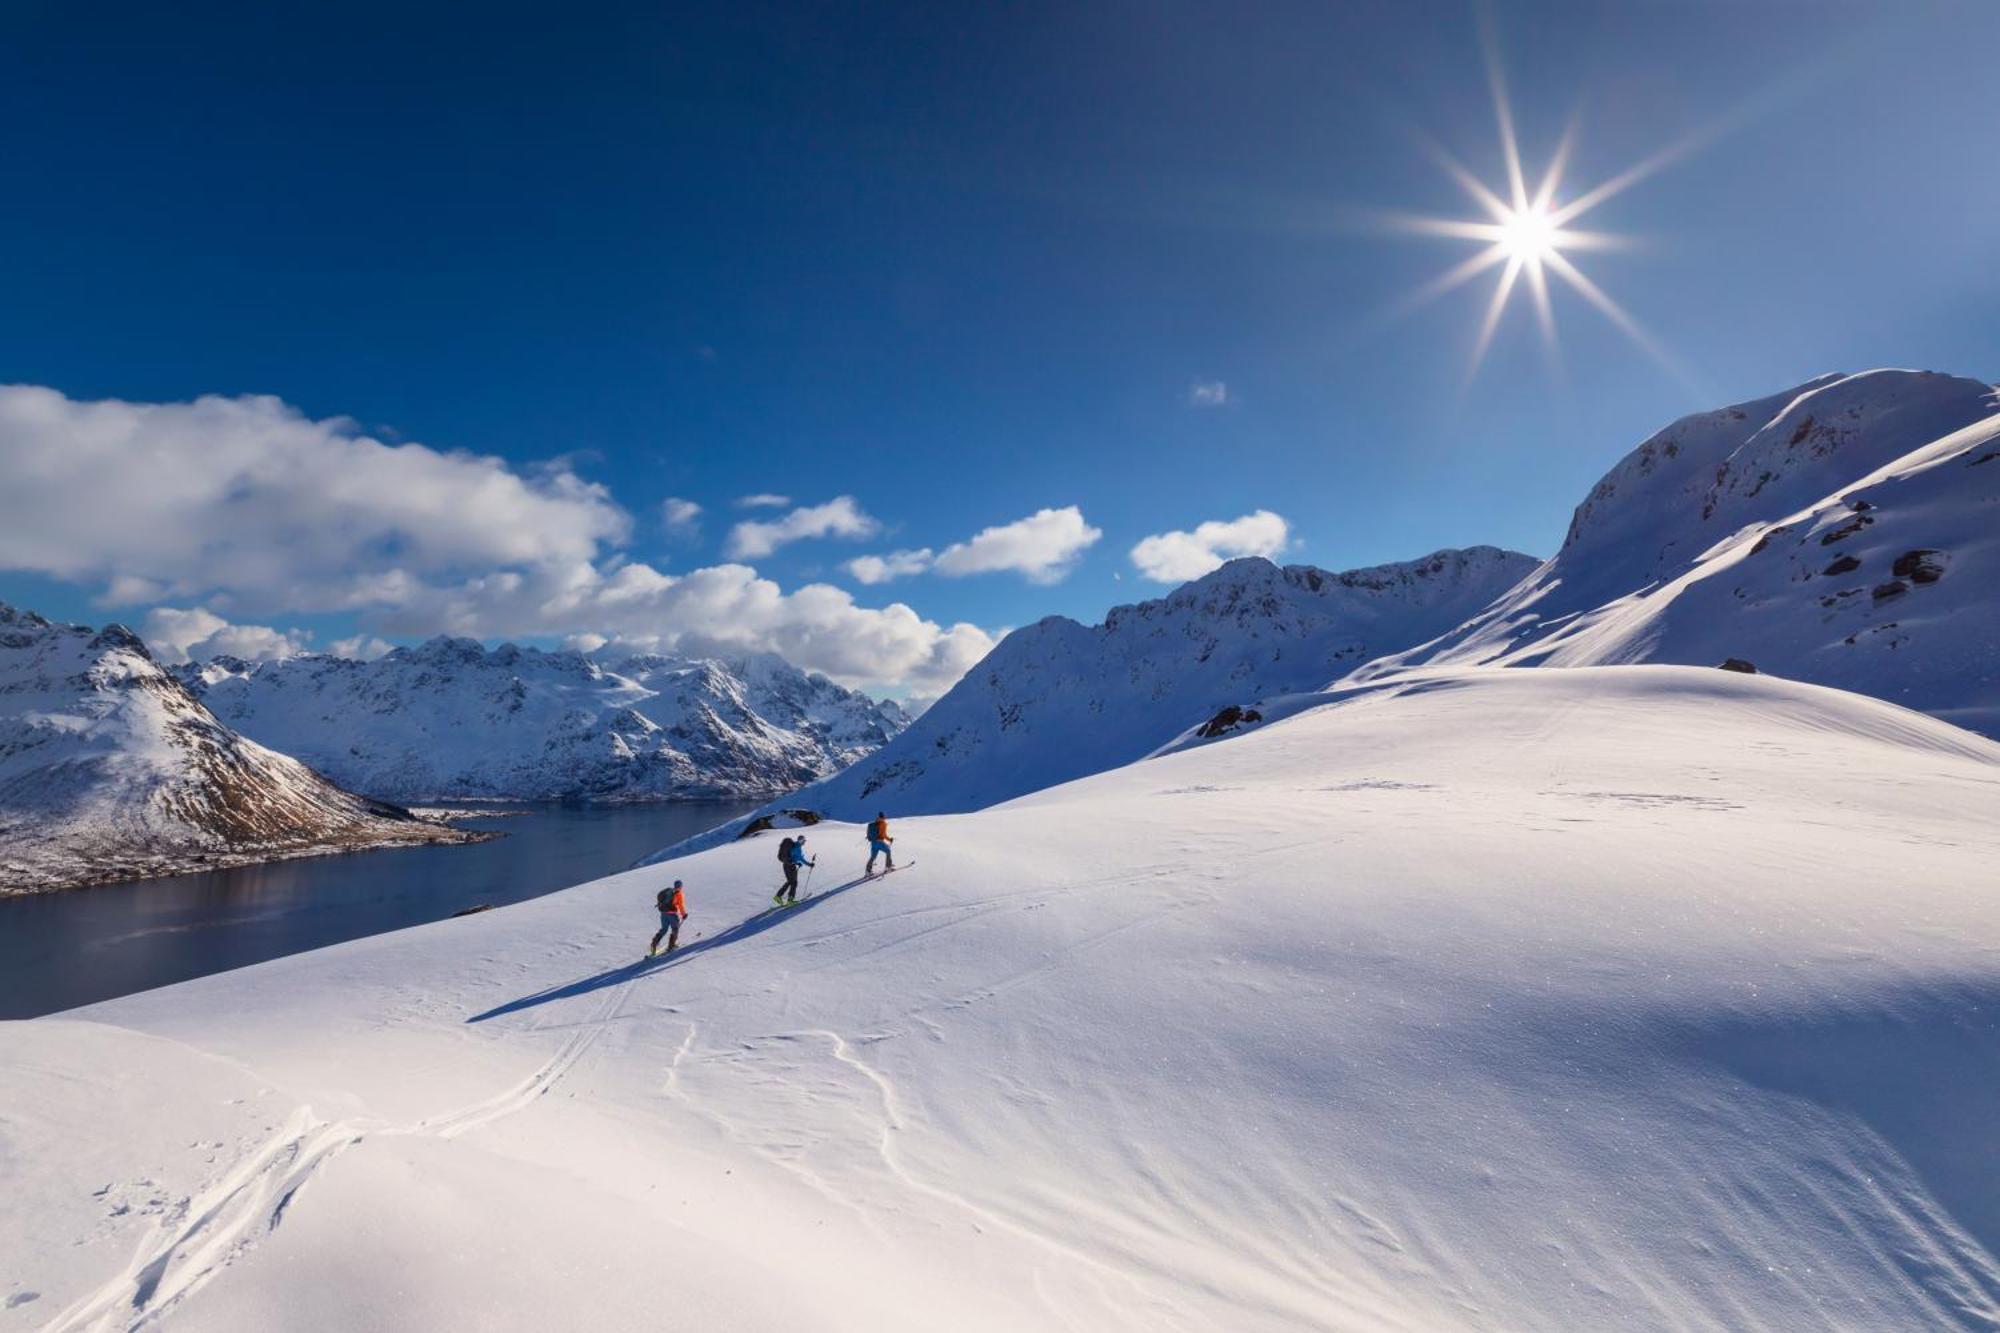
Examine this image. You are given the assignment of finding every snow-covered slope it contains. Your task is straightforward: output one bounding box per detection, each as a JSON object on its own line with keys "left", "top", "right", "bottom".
{"left": 0, "top": 604, "right": 470, "bottom": 894}
{"left": 1366, "top": 370, "right": 2000, "bottom": 735}
{"left": 709, "top": 547, "right": 1536, "bottom": 830}
{"left": 7, "top": 666, "right": 2000, "bottom": 1329}
{"left": 181, "top": 640, "right": 909, "bottom": 804}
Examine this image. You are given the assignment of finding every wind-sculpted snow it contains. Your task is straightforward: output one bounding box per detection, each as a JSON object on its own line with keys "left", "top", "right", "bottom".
{"left": 1365, "top": 369, "right": 2000, "bottom": 736}
{"left": 181, "top": 638, "right": 908, "bottom": 804}
{"left": 687, "top": 546, "right": 1537, "bottom": 842}
{"left": 0, "top": 604, "right": 472, "bottom": 894}
{"left": 7, "top": 666, "right": 2000, "bottom": 1329}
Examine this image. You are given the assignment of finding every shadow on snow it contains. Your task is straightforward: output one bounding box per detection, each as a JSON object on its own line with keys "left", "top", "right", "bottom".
{"left": 466, "top": 873, "right": 877, "bottom": 1024}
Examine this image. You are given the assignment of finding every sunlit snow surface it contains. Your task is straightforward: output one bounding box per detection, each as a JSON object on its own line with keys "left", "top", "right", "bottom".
{"left": 6, "top": 665, "right": 2000, "bottom": 1330}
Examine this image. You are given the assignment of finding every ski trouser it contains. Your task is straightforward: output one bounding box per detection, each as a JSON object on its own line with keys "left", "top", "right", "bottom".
{"left": 781, "top": 861, "right": 801, "bottom": 901}
{"left": 651, "top": 912, "right": 684, "bottom": 951}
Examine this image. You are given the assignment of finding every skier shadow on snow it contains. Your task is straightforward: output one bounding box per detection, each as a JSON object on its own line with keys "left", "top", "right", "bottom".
{"left": 465, "top": 873, "right": 879, "bottom": 1024}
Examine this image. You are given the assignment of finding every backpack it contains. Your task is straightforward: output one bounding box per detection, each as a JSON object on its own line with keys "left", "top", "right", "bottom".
{"left": 656, "top": 887, "right": 673, "bottom": 912}
{"left": 778, "top": 836, "right": 797, "bottom": 863}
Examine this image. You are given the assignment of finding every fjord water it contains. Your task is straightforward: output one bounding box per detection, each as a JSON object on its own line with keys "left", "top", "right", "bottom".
{"left": 0, "top": 801, "right": 757, "bottom": 1018}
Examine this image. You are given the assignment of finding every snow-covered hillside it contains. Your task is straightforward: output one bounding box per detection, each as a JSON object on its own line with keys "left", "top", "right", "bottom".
{"left": 1366, "top": 370, "right": 2000, "bottom": 735}
{"left": 181, "top": 639, "right": 909, "bottom": 804}
{"left": 0, "top": 604, "right": 471, "bottom": 894}
{"left": 6, "top": 665, "right": 2000, "bottom": 1329}
{"left": 708, "top": 547, "right": 1536, "bottom": 830}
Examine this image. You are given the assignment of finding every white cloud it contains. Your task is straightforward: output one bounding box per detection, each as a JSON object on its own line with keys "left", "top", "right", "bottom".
{"left": 0, "top": 387, "right": 628, "bottom": 611}
{"left": 327, "top": 634, "right": 396, "bottom": 661}
{"left": 0, "top": 387, "right": 998, "bottom": 697}
{"left": 1129, "top": 509, "right": 1290, "bottom": 583}
{"left": 365, "top": 559, "right": 996, "bottom": 697}
{"left": 931, "top": 506, "right": 1101, "bottom": 584}
{"left": 847, "top": 549, "right": 935, "bottom": 585}
{"left": 141, "top": 607, "right": 313, "bottom": 665}
{"left": 660, "top": 497, "right": 702, "bottom": 535}
{"left": 735, "top": 492, "right": 791, "bottom": 509}
{"left": 725, "top": 496, "right": 879, "bottom": 560}
{"left": 1188, "top": 380, "right": 1230, "bottom": 407}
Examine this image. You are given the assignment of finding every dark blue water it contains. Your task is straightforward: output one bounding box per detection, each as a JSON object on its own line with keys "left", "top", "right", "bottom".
{"left": 0, "top": 801, "right": 756, "bottom": 1019}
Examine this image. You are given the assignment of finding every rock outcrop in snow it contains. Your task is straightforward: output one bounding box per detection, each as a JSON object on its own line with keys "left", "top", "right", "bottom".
{"left": 0, "top": 604, "right": 472, "bottom": 894}
{"left": 180, "top": 639, "right": 909, "bottom": 804}
{"left": 695, "top": 547, "right": 1537, "bottom": 833}
{"left": 1362, "top": 369, "right": 2000, "bottom": 736}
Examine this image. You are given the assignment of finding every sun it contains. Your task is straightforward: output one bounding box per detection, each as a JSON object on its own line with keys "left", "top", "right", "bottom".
{"left": 1495, "top": 201, "right": 1558, "bottom": 263}
{"left": 1387, "top": 18, "right": 1699, "bottom": 386}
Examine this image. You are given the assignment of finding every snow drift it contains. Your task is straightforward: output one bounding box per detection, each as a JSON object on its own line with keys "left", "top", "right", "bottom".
{"left": 7, "top": 665, "right": 2000, "bottom": 1328}
{"left": 0, "top": 604, "right": 472, "bottom": 894}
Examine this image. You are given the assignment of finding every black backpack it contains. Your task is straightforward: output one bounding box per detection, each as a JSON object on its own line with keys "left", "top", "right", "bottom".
{"left": 777, "top": 836, "right": 796, "bottom": 863}
{"left": 656, "top": 887, "right": 673, "bottom": 912}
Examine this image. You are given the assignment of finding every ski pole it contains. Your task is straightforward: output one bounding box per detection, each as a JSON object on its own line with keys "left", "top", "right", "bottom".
{"left": 804, "top": 860, "right": 817, "bottom": 898}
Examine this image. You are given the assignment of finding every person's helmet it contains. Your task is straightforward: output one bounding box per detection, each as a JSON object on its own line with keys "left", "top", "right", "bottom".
{"left": 877, "top": 811, "right": 885, "bottom": 819}
{"left": 673, "top": 879, "right": 683, "bottom": 887}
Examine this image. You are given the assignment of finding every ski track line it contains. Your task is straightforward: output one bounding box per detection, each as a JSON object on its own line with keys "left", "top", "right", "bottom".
{"left": 41, "top": 981, "right": 633, "bottom": 1333}
{"left": 811, "top": 1027, "right": 1198, "bottom": 1333}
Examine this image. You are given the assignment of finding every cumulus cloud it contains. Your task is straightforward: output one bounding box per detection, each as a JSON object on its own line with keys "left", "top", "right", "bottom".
{"left": 1188, "top": 380, "right": 1230, "bottom": 407}
{"left": 368, "top": 559, "right": 995, "bottom": 696}
{"left": 1129, "top": 510, "right": 1290, "bottom": 583}
{"left": 0, "top": 387, "right": 628, "bottom": 611}
{"left": 847, "top": 549, "right": 935, "bottom": 585}
{"left": 930, "top": 506, "right": 1101, "bottom": 584}
{"left": 141, "top": 607, "right": 313, "bottom": 665}
{"left": 327, "top": 634, "right": 397, "bottom": 661}
{"left": 735, "top": 492, "right": 790, "bottom": 509}
{"left": 1, "top": 387, "right": 997, "bottom": 696}
{"left": 725, "top": 496, "right": 879, "bottom": 560}
{"left": 660, "top": 497, "right": 702, "bottom": 536}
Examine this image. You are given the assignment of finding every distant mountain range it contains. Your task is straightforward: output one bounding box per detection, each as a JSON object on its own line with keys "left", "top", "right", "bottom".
{"left": 181, "top": 640, "right": 910, "bottom": 804}
{"left": 0, "top": 605, "right": 472, "bottom": 894}
{"left": 682, "top": 545, "right": 1541, "bottom": 832}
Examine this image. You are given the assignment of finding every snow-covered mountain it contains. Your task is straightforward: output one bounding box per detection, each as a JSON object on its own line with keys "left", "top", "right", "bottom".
{"left": 0, "top": 604, "right": 470, "bottom": 894}
{"left": 1364, "top": 369, "right": 2000, "bottom": 735}
{"left": 180, "top": 639, "right": 910, "bottom": 804}
{"left": 10, "top": 665, "right": 2000, "bottom": 1329}
{"left": 711, "top": 546, "right": 1537, "bottom": 827}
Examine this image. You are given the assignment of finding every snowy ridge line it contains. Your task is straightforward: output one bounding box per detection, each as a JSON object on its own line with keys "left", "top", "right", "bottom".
{"left": 1363, "top": 370, "right": 2000, "bottom": 737}
{"left": 180, "top": 638, "right": 909, "bottom": 805}
{"left": 643, "top": 546, "right": 1541, "bottom": 849}
{"left": 41, "top": 984, "right": 630, "bottom": 1332}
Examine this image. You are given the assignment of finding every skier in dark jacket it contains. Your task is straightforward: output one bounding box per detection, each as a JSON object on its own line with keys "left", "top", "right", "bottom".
{"left": 774, "top": 834, "right": 815, "bottom": 906}
{"left": 649, "top": 880, "right": 688, "bottom": 956}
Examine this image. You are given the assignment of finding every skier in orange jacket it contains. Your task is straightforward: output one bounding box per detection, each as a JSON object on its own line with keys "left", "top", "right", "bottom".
{"left": 649, "top": 880, "right": 688, "bottom": 956}
{"left": 865, "top": 813, "right": 895, "bottom": 874}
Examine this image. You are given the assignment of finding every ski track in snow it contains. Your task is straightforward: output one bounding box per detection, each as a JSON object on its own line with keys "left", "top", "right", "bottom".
{"left": 39, "top": 982, "right": 632, "bottom": 1333}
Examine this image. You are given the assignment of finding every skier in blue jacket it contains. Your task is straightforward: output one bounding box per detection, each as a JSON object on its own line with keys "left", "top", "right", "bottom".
{"left": 774, "top": 834, "right": 816, "bottom": 906}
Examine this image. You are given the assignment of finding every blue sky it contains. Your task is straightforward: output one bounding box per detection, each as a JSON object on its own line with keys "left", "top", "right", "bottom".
{"left": 1, "top": 1, "right": 1995, "bottom": 696}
